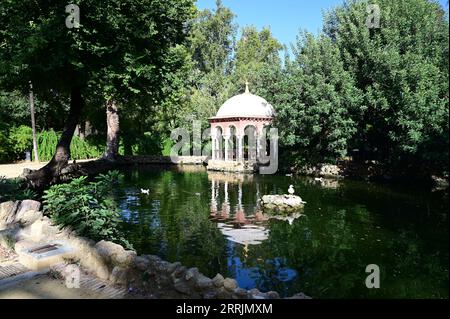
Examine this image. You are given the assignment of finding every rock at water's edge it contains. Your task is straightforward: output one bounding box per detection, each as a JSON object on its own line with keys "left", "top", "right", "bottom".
{"left": 260, "top": 195, "right": 305, "bottom": 214}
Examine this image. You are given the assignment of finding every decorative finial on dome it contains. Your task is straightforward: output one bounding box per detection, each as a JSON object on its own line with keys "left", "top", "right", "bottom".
{"left": 245, "top": 80, "right": 250, "bottom": 94}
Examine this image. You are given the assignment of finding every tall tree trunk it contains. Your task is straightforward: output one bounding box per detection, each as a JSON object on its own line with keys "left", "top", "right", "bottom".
{"left": 103, "top": 99, "right": 120, "bottom": 160}
{"left": 85, "top": 120, "right": 92, "bottom": 137}
{"left": 25, "top": 86, "right": 83, "bottom": 188}
{"left": 29, "top": 81, "right": 39, "bottom": 162}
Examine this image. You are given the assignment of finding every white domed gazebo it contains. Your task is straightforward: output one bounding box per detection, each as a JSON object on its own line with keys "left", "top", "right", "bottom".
{"left": 209, "top": 82, "right": 275, "bottom": 167}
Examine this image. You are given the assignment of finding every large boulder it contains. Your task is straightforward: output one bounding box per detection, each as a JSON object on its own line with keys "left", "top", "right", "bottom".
{"left": 0, "top": 201, "right": 19, "bottom": 227}
{"left": 174, "top": 278, "right": 192, "bottom": 295}
{"left": 0, "top": 200, "right": 41, "bottom": 228}
{"left": 223, "top": 278, "right": 238, "bottom": 291}
{"left": 15, "top": 200, "right": 42, "bottom": 225}
{"left": 212, "top": 274, "right": 225, "bottom": 287}
{"left": 260, "top": 195, "right": 305, "bottom": 214}
{"left": 110, "top": 266, "right": 128, "bottom": 285}
{"left": 134, "top": 256, "right": 150, "bottom": 271}
{"left": 194, "top": 273, "right": 213, "bottom": 290}
{"left": 95, "top": 240, "right": 136, "bottom": 268}
{"left": 320, "top": 164, "right": 341, "bottom": 177}
{"left": 19, "top": 216, "right": 60, "bottom": 242}
{"left": 0, "top": 228, "right": 18, "bottom": 249}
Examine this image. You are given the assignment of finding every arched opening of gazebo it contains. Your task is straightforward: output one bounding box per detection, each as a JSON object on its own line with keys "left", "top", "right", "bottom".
{"left": 243, "top": 125, "right": 257, "bottom": 162}
{"left": 214, "top": 126, "right": 224, "bottom": 160}
{"left": 228, "top": 125, "right": 238, "bottom": 161}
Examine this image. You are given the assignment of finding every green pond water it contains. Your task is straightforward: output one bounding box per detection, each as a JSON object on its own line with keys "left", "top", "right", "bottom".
{"left": 115, "top": 165, "right": 448, "bottom": 298}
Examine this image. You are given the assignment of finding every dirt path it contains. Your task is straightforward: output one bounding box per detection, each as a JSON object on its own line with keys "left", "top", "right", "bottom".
{"left": 0, "top": 159, "right": 96, "bottom": 179}
{"left": 0, "top": 253, "right": 127, "bottom": 299}
{"left": 0, "top": 274, "right": 103, "bottom": 299}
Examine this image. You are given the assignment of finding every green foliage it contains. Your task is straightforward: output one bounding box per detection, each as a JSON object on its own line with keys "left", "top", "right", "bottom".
{"left": 0, "top": 0, "right": 196, "bottom": 94}
{"left": 0, "top": 130, "right": 9, "bottom": 163}
{"left": 162, "top": 137, "right": 174, "bottom": 156}
{"left": 120, "top": 131, "right": 162, "bottom": 156}
{"left": 322, "top": 0, "right": 449, "bottom": 174}
{"left": 180, "top": 0, "right": 237, "bottom": 128}
{"left": 35, "top": 129, "right": 59, "bottom": 162}
{"left": 189, "top": 0, "right": 237, "bottom": 75}
{"left": 233, "top": 26, "right": 283, "bottom": 96}
{"left": 69, "top": 135, "right": 104, "bottom": 161}
{"left": 0, "top": 176, "right": 37, "bottom": 202}
{"left": 42, "top": 171, "right": 132, "bottom": 249}
{"left": 0, "top": 91, "right": 30, "bottom": 127}
{"left": 275, "top": 32, "right": 361, "bottom": 165}
{"left": 0, "top": 0, "right": 196, "bottom": 164}
{"left": 141, "top": 0, "right": 240, "bottom": 141}
{"left": 0, "top": 92, "right": 30, "bottom": 162}
{"left": 273, "top": 0, "right": 448, "bottom": 175}
{"left": 8, "top": 126, "right": 33, "bottom": 159}
{"left": 35, "top": 130, "right": 104, "bottom": 162}
{"left": 0, "top": 0, "right": 448, "bottom": 178}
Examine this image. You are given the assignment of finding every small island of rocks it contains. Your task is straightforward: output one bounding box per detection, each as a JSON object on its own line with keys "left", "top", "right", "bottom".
{"left": 259, "top": 195, "right": 306, "bottom": 214}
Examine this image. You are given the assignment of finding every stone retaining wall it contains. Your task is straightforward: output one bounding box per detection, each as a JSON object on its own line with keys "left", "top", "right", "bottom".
{"left": 296, "top": 164, "right": 342, "bottom": 178}
{"left": 0, "top": 200, "right": 309, "bottom": 299}
{"left": 207, "top": 160, "right": 256, "bottom": 173}
{"left": 120, "top": 155, "right": 208, "bottom": 165}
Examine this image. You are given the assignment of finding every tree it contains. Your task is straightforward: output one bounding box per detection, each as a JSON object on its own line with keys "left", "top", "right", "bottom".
{"left": 104, "top": 100, "right": 120, "bottom": 160}
{"left": 323, "top": 0, "right": 449, "bottom": 174}
{"left": 189, "top": 0, "right": 236, "bottom": 76}
{"left": 184, "top": 0, "right": 238, "bottom": 127}
{"left": 233, "top": 26, "right": 283, "bottom": 97}
{"left": 29, "top": 82, "right": 39, "bottom": 162}
{"left": 0, "top": 0, "right": 195, "bottom": 186}
{"left": 275, "top": 32, "right": 361, "bottom": 165}
{"left": 0, "top": 91, "right": 30, "bottom": 162}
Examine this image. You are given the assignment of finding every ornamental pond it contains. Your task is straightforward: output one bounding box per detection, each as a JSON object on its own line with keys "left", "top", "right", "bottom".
{"left": 114, "top": 165, "right": 448, "bottom": 298}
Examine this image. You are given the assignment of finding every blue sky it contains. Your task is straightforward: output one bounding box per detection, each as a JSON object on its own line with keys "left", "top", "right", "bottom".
{"left": 196, "top": 0, "right": 449, "bottom": 49}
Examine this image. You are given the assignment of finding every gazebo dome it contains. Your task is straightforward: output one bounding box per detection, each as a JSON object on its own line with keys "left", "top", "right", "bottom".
{"left": 215, "top": 85, "right": 275, "bottom": 118}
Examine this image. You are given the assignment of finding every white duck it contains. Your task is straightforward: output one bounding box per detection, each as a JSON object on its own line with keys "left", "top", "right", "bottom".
{"left": 141, "top": 188, "right": 150, "bottom": 195}
{"left": 314, "top": 177, "right": 323, "bottom": 182}
{"left": 288, "top": 185, "right": 295, "bottom": 195}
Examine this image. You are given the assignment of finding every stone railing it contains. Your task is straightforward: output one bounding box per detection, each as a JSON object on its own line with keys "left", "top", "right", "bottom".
{"left": 0, "top": 200, "right": 309, "bottom": 299}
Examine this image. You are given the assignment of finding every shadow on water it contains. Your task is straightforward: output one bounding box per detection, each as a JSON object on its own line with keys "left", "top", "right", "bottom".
{"left": 114, "top": 165, "right": 448, "bottom": 298}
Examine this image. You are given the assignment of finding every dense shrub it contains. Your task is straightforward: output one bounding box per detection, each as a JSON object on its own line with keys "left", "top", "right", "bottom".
{"left": 42, "top": 171, "right": 132, "bottom": 249}
{"left": 0, "top": 130, "right": 9, "bottom": 162}
{"left": 36, "top": 129, "right": 104, "bottom": 161}
{"left": 0, "top": 176, "right": 37, "bottom": 202}
{"left": 120, "top": 131, "right": 163, "bottom": 156}
{"left": 8, "top": 125, "right": 33, "bottom": 160}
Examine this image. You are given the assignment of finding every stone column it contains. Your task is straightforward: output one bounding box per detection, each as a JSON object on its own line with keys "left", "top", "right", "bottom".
{"left": 211, "top": 138, "right": 215, "bottom": 160}
{"left": 224, "top": 136, "right": 230, "bottom": 161}
{"left": 237, "top": 135, "right": 244, "bottom": 161}
{"left": 216, "top": 137, "right": 220, "bottom": 160}
{"left": 256, "top": 133, "right": 261, "bottom": 161}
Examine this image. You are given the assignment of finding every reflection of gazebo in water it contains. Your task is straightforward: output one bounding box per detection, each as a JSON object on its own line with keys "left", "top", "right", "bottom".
{"left": 217, "top": 223, "right": 269, "bottom": 245}
{"left": 208, "top": 172, "right": 269, "bottom": 253}
{"left": 209, "top": 83, "right": 275, "bottom": 165}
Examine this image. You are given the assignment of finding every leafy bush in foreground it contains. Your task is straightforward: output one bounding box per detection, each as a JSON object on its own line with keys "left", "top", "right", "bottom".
{"left": 0, "top": 176, "right": 37, "bottom": 202}
{"left": 42, "top": 171, "right": 132, "bottom": 249}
